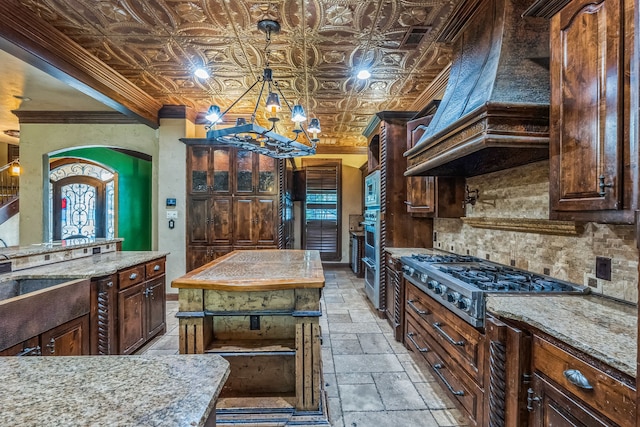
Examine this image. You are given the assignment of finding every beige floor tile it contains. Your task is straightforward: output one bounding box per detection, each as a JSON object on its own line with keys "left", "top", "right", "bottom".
{"left": 146, "top": 266, "right": 469, "bottom": 427}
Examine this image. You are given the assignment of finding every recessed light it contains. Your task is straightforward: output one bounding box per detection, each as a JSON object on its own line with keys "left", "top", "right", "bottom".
{"left": 356, "top": 69, "right": 371, "bottom": 80}
{"left": 3, "top": 130, "right": 20, "bottom": 138}
{"left": 13, "top": 95, "right": 31, "bottom": 102}
{"left": 194, "top": 68, "right": 210, "bottom": 79}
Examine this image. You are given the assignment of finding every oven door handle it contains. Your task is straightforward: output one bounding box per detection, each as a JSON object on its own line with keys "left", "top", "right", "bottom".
{"left": 362, "top": 258, "right": 376, "bottom": 269}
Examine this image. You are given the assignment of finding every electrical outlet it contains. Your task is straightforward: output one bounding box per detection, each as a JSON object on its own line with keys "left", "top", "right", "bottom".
{"left": 250, "top": 315, "right": 260, "bottom": 330}
{"left": 595, "top": 256, "right": 612, "bottom": 281}
{"left": 92, "top": 247, "right": 101, "bottom": 254}
{"left": 166, "top": 210, "right": 178, "bottom": 219}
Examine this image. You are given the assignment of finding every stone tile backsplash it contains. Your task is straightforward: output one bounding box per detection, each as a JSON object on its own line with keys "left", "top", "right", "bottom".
{"left": 434, "top": 161, "right": 638, "bottom": 303}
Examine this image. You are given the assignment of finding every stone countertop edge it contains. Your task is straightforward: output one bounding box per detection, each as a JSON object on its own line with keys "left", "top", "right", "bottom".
{"left": 1, "top": 251, "right": 169, "bottom": 280}
{"left": 0, "top": 238, "right": 124, "bottom": 258}
{"left": 486, "top": 294, "right": 638, "bottom": 378}
{"left": 0, "top": 354, "right": 230, "bottom": 427}
{"left": 385, "top": 247, "right": 444, "bottom": 257}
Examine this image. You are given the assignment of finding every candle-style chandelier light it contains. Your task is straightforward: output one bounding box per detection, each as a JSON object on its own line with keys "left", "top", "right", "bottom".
{"left": 204, "top": 20, "right": 320, "bottom": 159}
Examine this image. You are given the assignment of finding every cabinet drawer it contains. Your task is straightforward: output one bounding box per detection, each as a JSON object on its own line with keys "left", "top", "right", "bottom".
{"left": 118, "top": 265, "right": 145, "bottom": 290}
{"left": 405, "top": 317, "right": 483, "bottom": 426}
{"left": 145, "top": 259, "right": 165, "bottom": 279}
{"left": 405, "top": 282, "right": 485, "bottom": 385}
{"left": 532, "top": 335, "right": 635, "bottom": 426}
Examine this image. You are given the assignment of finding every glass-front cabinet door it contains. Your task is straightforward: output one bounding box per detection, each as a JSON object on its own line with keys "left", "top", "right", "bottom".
{"left": 188, "top": 146, "right": 212, "bottom": 194}
{"left": 257, "top": 155, "right": 277, "bottom": 194}
{"left": 235, "top": 150, "right": 254, "bottom": 193}
{"left": 212, "top": 147, "right": 231, "bottom": 194}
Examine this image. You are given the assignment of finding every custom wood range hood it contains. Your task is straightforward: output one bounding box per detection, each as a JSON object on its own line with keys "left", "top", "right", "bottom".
{"left": 405, "top": 0, "right": 551, "bottom": 177}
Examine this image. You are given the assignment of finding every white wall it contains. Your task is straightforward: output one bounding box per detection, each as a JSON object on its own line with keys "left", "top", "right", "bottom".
{"left": 157, "top": 118, "right": 194, "bottom": 292}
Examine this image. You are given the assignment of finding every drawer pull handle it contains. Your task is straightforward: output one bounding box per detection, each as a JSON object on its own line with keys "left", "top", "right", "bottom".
{"left": 16, "top": 346, "right": 42, "bottom": 357}
{"left": 406, "top": 332, "right": 429, "bottom": 353}
{"left": 153, "top": 265, "right": 161, "bottom": 271}
{"left": 433, "top": 363, "right": 464, "bottom": 396}
{"left": 129, "top": 273, "right": 138, "bottom": 280}
{"left": 564, "top": 369, "right": 593, "bottom": 390}
{"left": 432, "top": 322, "right": 465, "bottom": 346}
{"left": 407, "top": 299, "right": 427, "bottom": 315}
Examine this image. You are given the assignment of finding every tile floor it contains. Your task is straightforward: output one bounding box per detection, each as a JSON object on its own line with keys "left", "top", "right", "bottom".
{"left": 140, "top": 265, "right": 468, "bottom": 427}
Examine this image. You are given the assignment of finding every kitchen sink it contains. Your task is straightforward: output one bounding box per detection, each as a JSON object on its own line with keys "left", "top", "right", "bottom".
{"left": 0, "top": 277, "right": 91, "bottom": 352}
{"left": 0, "top": 278, "right": 75, "bottom": 301}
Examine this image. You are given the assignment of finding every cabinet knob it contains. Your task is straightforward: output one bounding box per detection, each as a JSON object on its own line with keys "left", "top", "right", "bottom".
{"left": 106, "top": 281, "right": 113, "bottom": 288}
{"left": 46, "top": 338, "right": 56, "bottom": 355}
{"left": 153, "top": 265, "right": 161, "bottom": 271}
{"left": 129, "top": 273, "right": 138, "bottom": 280}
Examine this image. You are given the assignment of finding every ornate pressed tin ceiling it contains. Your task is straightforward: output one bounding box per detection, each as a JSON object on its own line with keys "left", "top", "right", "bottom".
{"left": 14, "top": 0, "right": 458, "bottom": 147}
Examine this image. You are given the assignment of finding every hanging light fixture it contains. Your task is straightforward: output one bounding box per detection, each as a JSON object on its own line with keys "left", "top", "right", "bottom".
{"left": 203, "top": 20, "right": 320, "bottom": 159}
{"left": 8, "top": 159, "right": 20, "bottom": 177}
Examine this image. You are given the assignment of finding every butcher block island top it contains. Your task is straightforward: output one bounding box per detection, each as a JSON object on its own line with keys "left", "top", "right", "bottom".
{"left": 0, "top": 354, "right": 229, "bottom": 427}
{"left": 172, "top": 249, "right": 325, "bottom": 291}
{"left": 171, "top": 249, "right": 329, "bottom": 426}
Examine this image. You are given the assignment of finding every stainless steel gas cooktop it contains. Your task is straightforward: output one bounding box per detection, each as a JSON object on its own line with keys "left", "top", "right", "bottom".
{"left": 400, "top": 253, "right": 590, "bottom": 327}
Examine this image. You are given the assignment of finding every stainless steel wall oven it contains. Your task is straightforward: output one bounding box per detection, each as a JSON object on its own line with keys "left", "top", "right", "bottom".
{"left": 362, "top": 208, "right": 380, "bottom": 309}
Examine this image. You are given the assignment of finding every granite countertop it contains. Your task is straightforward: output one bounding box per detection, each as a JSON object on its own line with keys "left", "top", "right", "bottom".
{"left": 487, "top": 294, "right": 638, "bottom": 377}
{"left": 385, "top": 247, "right": 445, "bottom": 258}
{"left": 173, "top": 249, "right": 325, "bottom": 291}
{"left": 0, "top": 238, "right": 123, "bottom": 258}
{"left": 0, "top": 354, "right": 230, "bottom": 426}
{"left": 2, "top": 251, "right": 168, "bottom": 280}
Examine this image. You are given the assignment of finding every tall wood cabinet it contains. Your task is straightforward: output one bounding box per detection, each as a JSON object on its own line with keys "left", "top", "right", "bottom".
{"left": 531, "top": 0, "right": 637, "bottom": 224}
{"left": 406, "top": 112, "right": 465, "bottom": 218}
{"left": 363, "top": 111, "right": 434, "bottom": 316}
{"left": 186, "top": 144, "right": 284, "bottom": 271}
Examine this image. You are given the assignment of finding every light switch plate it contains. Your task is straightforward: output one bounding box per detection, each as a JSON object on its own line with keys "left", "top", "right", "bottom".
{"left": 166, "top": 210, "right": 178, "bottom": 219}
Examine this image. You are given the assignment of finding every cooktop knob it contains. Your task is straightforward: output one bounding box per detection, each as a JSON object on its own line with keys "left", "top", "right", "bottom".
{"left": 457, "top": 297, "right": 472, "bottom": 311}
{"left": 447, "top": 291, "right": 460, "bottom": 303}
{"left": 419, "top": 273, "right": 428, "bottom": 283}
{"left": 427, "top": 280, "right": 438, "bottom": 290}
{"left": 435, "top": 284, "right": 447, "bottom": 295}
{"left": 408, "top": 267, "right": 415, "bottom": 275}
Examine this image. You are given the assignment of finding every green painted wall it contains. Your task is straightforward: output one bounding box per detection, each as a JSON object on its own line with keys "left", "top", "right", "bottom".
{"left": 51, "top": 147, "right": 152, "bottom": 251}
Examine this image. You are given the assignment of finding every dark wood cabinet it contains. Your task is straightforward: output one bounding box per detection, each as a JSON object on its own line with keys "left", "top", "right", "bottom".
{"left": 406, "top": 112, "right": 466, "bottom": 218}
{"left": 363, "top": 111, "right": 434, "bottom": 315}
{"left": 548, "top": 0, "right": 637, "bottom": 223}
{"left": 384, "top": 251, "right": 403, "bottom": 341}
{"left": 40, "top": 314, "right": 90, "bottom": 356}
{"left": 233, "top": 196, "right": 277, "bottom": 247}
{"left": 186, "top": 144, "right": 284, "bottom": 271}
{"left": 527, "top": 334, "right": 635, "bottom": 426}
{"left": 118, "top": 258, "right": 167, "bottom": 355}
{"left": 484, "top": 313, "right": 636, "bottom": 427}
{"left": 403, "top": 280, "right": 485, "bottom": 426}
{"left": 529, "top": 373, "right": 615, "bottom": 427}
{"left": 0, "top": 316, "right": 90, "bottom": 357}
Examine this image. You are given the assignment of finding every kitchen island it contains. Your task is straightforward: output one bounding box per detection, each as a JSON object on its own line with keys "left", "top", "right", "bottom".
{"left": 0, "top": 354, "right": 230, "bottom": 426}
{"left": 172, "top": 249, "right": 327, "bottom": 424}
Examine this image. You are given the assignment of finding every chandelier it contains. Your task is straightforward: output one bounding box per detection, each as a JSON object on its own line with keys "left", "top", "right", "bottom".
{"left": 204, "top": 20, "right": 321, "bottom": 159}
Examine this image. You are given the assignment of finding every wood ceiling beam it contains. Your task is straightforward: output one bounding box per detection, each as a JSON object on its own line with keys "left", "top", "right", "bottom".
{"left": 0, "top": 1, "right": 162, "bottom": 129}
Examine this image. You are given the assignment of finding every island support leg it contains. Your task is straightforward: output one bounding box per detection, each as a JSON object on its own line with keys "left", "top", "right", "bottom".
{"left": 295, "top": 320, "right": 321, "bottom": 411}
{"left": 177, "top": 289, "right": 211, "bottom": 354}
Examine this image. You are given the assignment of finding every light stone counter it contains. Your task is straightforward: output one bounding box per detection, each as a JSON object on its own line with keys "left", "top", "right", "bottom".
{"left": 0, "top": 238, "right": 123, "bottom": 258}
{"left": 0, "top": 354, "right": 229, "bottom": 426}
{"left": 3, "top": 251, "right": 169, "bottom": 280}
{"left": 486, "top": 294, "right": 637, "bottom": 377}
{"left": 385, "top": 247, "right": 448, "bottom": 258}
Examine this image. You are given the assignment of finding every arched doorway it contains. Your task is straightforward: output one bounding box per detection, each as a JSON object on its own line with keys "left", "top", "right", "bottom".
{"left": 48, "top": 158, "right": 116, "bottom": 242}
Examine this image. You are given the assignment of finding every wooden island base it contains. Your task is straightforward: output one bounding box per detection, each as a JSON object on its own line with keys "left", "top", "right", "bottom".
{"left": 172, "top": 250, "right": 330, "bottom": 426}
